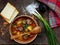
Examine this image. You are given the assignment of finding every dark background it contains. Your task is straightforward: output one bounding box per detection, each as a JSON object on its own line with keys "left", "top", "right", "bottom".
{"left": 0, "top": 0, "right": 60, "bottom": 45}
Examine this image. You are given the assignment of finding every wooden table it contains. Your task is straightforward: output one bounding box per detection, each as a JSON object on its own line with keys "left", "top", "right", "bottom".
{"left": 0, "top": 0, "right": 60, "bottom": 45}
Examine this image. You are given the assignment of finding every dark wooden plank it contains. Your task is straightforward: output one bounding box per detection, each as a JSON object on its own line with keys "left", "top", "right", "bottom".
{"left": 0, "top": 0, "right": 60, "bottom": 45}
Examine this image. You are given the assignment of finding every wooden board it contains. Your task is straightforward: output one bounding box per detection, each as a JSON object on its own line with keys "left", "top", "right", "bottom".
{"left": 0, "top": 0, "right": 60, "bottom": 45}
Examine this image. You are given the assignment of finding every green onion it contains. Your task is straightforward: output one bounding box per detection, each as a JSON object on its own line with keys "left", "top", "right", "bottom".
{"left": 26, "top": 4, "right": 60, "bottom": 45}
{"left": 33, "top": 11, "right": 60, "bottom": 45}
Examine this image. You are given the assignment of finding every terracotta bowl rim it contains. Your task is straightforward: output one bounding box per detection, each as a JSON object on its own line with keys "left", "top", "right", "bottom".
{"left": 9, "top": 15, "right": 38, "bottom": 44}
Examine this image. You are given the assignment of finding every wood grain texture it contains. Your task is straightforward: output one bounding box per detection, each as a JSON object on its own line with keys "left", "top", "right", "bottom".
{"left": 0, "top": 0, "right": 60, "bottom": 45}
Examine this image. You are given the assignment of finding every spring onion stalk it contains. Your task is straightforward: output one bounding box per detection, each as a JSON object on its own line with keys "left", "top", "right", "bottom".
{"left": 34, "top": 11, "right": 60, "bottom": 45}
{"left": 26, "top": 4, "right": 60, "bottom": 45}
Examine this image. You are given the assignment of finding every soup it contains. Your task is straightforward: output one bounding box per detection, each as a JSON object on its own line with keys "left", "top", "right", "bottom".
{"left": 11, "top": 16, "right": 37, "bottom": 42}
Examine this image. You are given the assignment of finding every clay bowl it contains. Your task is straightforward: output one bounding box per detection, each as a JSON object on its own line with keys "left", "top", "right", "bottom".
{"left": 9, "top": 15, "right": 41, "bottom": 44}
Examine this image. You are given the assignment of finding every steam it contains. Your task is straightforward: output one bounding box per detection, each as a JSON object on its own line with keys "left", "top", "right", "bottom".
{"left": 26, "top": 3, "right": 39, "bottom": 14}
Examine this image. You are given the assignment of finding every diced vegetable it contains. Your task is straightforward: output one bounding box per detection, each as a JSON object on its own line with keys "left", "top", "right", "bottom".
{"left": 22, "top": 20, "right": 26, "bottom": 24}
{"left": 25, "top": 29, "right": 30, "bottom": 32}
{"left": 26, "top": 19, "right": 32, "bottom": 24}
{"left": 22, "top": 34, "right": 30, "bottom": 39}
{"left": 17, "top": 31, "right": 20, "bottom": 35}
{"left": 17, "top": 21, "right": 22, "bottom": 26}
{"left": 23, "top": 24, "right": 29, "bottom": 29}
{"left": 13, "top": 31, "right": 17, "bottom": 34}
{"left": 17, "top": 27, "right": 24, "bottom": 32}
{"left": 27, "top": 26, "right": 33, "bottom": 31}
